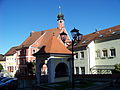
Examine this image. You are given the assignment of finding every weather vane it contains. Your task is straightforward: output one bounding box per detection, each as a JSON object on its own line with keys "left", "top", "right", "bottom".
{"left": 59, "top": 6, "right": 62, "bottom": 14}
{"left": 58, "top": 0, "right": 62, "bottom": 14}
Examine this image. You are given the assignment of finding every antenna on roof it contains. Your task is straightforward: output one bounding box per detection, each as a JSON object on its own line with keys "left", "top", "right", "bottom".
{"left": 95, "top": 29, "right": 98, "bottom": 32}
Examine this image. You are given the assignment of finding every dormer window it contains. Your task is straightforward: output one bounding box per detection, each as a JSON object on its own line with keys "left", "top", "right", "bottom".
{"left": 112, "top": 31, "right": 116, "bottom": 34}
{"left": 111, "top": 30, "right": 120, "bottom": 34}
{"left": 82, "top": 40, "right": 89, "bottom": 44}
{"left": 99, "top": 34, "right": 104, "bottom": 38}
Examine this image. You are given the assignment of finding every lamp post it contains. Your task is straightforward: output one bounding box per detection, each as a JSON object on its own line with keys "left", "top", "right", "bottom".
{"left": 60, "top": 29, "right": 82, "bottom": 89}
{"left": 70, "top": 28, "right": 83, "bottom": 88}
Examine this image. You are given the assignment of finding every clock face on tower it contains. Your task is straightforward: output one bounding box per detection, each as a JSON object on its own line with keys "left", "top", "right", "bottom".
{"left": 60, "top": 21, "right": 62, "bottom": 23}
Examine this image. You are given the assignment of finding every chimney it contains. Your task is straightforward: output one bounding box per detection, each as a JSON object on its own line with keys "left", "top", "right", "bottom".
{"left": 32, "top": 31, "right": 35, "bottom": 33}
{"left": 30, "top": 31, "right": 35, "bottom": 36}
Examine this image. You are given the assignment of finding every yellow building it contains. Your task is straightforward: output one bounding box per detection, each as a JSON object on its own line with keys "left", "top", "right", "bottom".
{"left": 5, "top": 46, "right": 18, "bottom": 77}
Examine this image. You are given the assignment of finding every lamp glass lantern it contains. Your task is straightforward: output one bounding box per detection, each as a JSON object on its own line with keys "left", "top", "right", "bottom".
{"left": 70, "top": 28, "right": 79, "bottom": 40}
{"left": 60, "top": 32, "right": 67, "bottom": 43}
{"left": 77, "top": 33, "right": 83, "bottom": 41}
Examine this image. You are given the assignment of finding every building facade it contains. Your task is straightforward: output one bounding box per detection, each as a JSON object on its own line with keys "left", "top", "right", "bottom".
{"left": 5, "top": 46, "right": 18, "bottom": 77}
{"left": 5, "top": 12, "right": 71, "bottom": 76}
{"left": 34, "top": 34, "right": 72, "bottom": 84}
{"left": 74, "top": 25, "right": 120, "bottom": 74}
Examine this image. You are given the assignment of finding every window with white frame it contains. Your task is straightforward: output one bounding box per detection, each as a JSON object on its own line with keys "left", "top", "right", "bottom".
{"left": 74, "top": 52, "right": 78, "bottom": 59}
{"left": 102, "top": 49, "right": 108, "bottom": 57}
{"left": 110, "top": 48, "right": 116, "bottom": 57}
{"left": 81, "top": 67, "right": 85, "bottom": 74}
{"left": 80, "top": 52, "right": 84, "bottom": 59}
{"left": 96, "top": 50, "right": 100, "bottom": 58}
{"left": 75, "top": 67, "right": 79, "bottom": 74}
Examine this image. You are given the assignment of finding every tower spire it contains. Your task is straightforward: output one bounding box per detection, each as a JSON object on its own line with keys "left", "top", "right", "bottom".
{"left": 57, "top": 6, "right": 64, "bottom": 21}
{"left": 57, "top": 5, "right": 65, "bottom": 29}
{"left": 59, "top": 6, "right": 61, "bottom": 14}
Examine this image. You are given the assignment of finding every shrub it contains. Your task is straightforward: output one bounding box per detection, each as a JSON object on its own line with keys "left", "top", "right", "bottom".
{"left": 0, "top": 64, "right": 3, "bottom": 72}
{"left": 113, "top": 64, "right": 120, "bottom": 73}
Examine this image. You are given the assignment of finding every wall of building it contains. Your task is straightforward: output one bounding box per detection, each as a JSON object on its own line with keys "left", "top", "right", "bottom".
{"left": 48, "top": 56, "right": 71, "bottom": 83}
{"left": 6, "top": 53, "right": 18, "bottom": 77}
{"left": 88, "top": 41, "right": 96, "bottom": 69}
{"left": 74, "top": 48, "right": 89, "bottom": 74}
{"left": 95, "top": 39, "right": 120, "bottom": 65}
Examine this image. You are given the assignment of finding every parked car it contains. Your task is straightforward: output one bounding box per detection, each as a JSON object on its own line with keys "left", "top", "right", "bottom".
{"left": 0, "top": 77, "right": 5, "bottom": 80}
{"left": 1, "top": 77, "right": 12, "bottom": 82}
{"left": 0, "top": 81, "right": 6, "bottom": 87}
{"left": 0, "top": 77, "right": 17, "bottom": 88}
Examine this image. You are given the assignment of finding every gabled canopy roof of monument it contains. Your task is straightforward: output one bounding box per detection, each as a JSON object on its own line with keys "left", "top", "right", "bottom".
{"left": 34, "top": 32, "right": 72, "bottom": 55}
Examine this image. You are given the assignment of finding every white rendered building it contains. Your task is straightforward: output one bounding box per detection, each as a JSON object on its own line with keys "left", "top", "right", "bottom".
{"left": 74, "top": 25, "right": 120, "bottom": 74}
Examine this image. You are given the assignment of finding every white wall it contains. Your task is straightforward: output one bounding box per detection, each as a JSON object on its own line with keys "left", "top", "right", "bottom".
{"left": 88, "top": 41, "right": 96, "bottom": 69}
{"left": 74, "top": 49, "right": 89, "bottom": 74}
{"left": 5, "top": 53, "right": 17, "bottom": 77}
{"left": 95, "top": 39, "right": 120, "bottom": 65}
{"left": 47, "top": 56, "right": 70, "bottom": 83}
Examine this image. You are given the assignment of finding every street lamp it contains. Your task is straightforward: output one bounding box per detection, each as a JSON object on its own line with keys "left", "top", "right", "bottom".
{"left": 70, "top": 27, "right": 83, "bottom": 88}
{"left": 60, "top": 31, "right": 67, "bottom": 43}
{"left": 60, "top": 29, "right": 82, "bottom": 88}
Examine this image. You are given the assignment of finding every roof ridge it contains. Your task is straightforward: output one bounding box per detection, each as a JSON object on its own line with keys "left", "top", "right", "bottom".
{"left": 75, "top": 25, "right": 120, "bottom": 48}
{"left": 5, "top": 46, "right": 18, "bottom": 56}
{"left": 34, "top": 33, "right": 71, "bottom": 54}
{"left": 84, "top": 25, "right": 120, "bottom": 36}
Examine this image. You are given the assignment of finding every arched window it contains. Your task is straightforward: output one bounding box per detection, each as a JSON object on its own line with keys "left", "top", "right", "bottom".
{"left": 110, "top": 48, "right": 116, "bottom": 57}
{"left": 74, "top": 52, "right": 78, "bottom": 59}
{"left": 96, "top": 50, "right": 100, "bottom": 58}
{"left": 80, "top": 52, "right": 84, "bottom": 59}
{"left": 102, "top": 49, "right": 108, "bottom": 57}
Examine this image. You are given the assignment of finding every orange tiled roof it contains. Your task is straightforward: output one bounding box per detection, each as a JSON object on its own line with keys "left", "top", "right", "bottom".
{"left": 75, "top": 25, "right": 120, "bottom": 48}
{"left": 5, "top": 46, "right": 18, "bottom": 56}
{"left": 17, "top": 28, "right": 61, "bottom": 49}
{"left": 34, "top": 32, "right": 72, "bottom": 55}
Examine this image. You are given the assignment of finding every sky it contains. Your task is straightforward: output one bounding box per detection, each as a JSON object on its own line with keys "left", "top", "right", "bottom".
{"left": 0, "top": 0, "right": 120, "bottom": 54}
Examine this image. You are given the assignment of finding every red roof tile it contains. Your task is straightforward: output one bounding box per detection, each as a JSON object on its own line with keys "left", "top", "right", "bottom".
{"left": 17, "top": 28, "right": 61, "bottom": 49}
{"left": 72, "top": 25, "right": 120, "bottom": 48}
{"left": 34, "top": 33, "right": 72, "bottom": 55}
{"left": 5, "top": 46, "right": 18, "bottom": 56}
